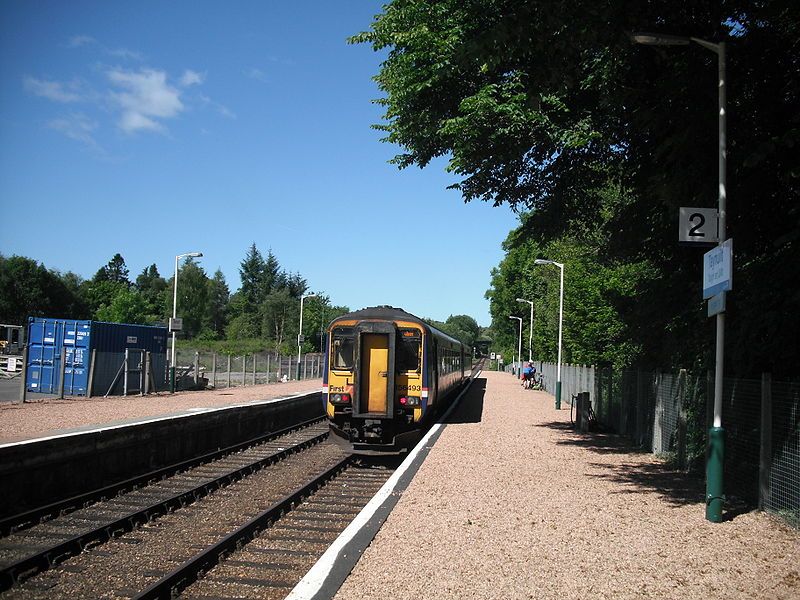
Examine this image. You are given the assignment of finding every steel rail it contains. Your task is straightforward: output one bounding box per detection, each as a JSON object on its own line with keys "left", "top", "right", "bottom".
{"left": 0, "top": 425, "right": 329, "bottom": 591}
{"left": 133, "top": 454, "right": 354, "bottom": 600}
{"left": 0, "top": 414, "right": 325, "bottom": 537}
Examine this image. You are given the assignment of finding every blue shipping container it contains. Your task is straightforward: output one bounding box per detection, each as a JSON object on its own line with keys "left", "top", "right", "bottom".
{"left": 26, "top": 318, "right": 169, "bottom": 396}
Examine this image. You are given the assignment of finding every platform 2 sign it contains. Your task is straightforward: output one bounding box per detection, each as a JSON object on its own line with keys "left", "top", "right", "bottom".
{"left": 679, "top": 207, "right": 719, "bottom": 244}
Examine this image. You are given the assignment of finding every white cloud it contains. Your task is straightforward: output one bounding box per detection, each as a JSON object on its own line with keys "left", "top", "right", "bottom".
{"left": 107, "top": 68, "right": 183, "bottom": 133}
{"left": 244, "top": 67, "right": 267, "bottom": 82}
{"left": 109, "top": 47, "right": 144, "bottom": 61}
{"left": 24, "top": 77, "right": 82, "bottom": 103}
{"left": 48, "top": 113, "right": 99, "bottom": 148}
{"left": 198, "top": 93, "right": 236, "bottom": 119}
{"left": 180, "top": 70, "right": 205, "bottom": 86}
{"left": 68, "top": 35, "right": 96, "bottom": 48}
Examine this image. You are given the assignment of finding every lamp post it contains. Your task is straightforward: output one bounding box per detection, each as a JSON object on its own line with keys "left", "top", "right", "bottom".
{"left": 516, "top": 297, "right": 534, "bottom": 361}
{"left": 171, "top": 251, "right": 203, "bottom": 392}
{"left": 508, "top": 315, "right": 523, "bottom": 378}
{"left": 297, "top": 293, "right": 317, "bottom": 380}
{"left": 534, "top": 259, "right": 564, "bottom": 409}
{"left": 633, "top": 31, "right": 727, "bottom": 523}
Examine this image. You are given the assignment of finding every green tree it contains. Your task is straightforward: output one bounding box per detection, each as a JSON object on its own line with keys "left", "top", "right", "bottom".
{"left": 176, "top": 258, "right": 208, "bottom": 338}
{"left": 135, "top": 264, "right": 168, "bottom": 323}
{"left": 239, "top": 243, "right": 266, "bottom": 306}
{"left": 204, "top": 269, "right": 230, "bottom": 338}
{"left": 95, "top": 288, "right": 150, "bottom": 324}
{"left": 0, "top": 255, "right": 83, "bottom": 323}
{"left": 93, "top": 253, "right": 130, "bottom": 285}
{"left": 356, "top": 1, "right": 800, "bottom": 376}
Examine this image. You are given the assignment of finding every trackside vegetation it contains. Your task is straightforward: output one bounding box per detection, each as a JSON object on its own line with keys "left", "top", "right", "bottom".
{"left": 352, "top": 0, "right": 799, "bottom": 378}
{"left": 0, "top": 245, "right": 351, "bottom": 356}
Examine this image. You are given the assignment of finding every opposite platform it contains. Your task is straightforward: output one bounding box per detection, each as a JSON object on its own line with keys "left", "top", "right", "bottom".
{"left": 0, "top": 379, "right": 322, "bottom": 445}
{"left": 330, "top": 370, "right": 797, "bottom": 600}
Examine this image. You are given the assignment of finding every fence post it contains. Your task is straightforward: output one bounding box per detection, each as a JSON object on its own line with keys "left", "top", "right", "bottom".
{"left": 144, "top": 351, "right": 151, "bottom": 395}
{"left": 212, "top": 353, "right": 217, "bottom": 388}
{"left": 242, "top": 355, "right": 246, "bottom": 386}
{"left": 277, "top": 354, "right": 282, "bottom": 381}
{"left": 123, "top": 348, "right": 130, "bottom": 396}
{"left": 252, "top": 354, "right": 257, "bottom": 385}
{"left": 194, "top": 352, "right": 200, "bottom": 387}
{"left": 57, "top": 346, "right": 67, "bottom": 399}
{"left": 227, "top": 354, "right": 232, "bottom": 388}
{"left": 677, "top": 369, "right": 687, "bottom": 470}
{"left": 86, "top": 348, "right": 97, "bottom": 398}
{"left": 759, "top": 373, "right": 773, "bottom": 510}
{"left": 266, "top": 353, "right": 271, "bottom": 384}
{"left": 18, "top": 344, "right": 28, "bottom": 404}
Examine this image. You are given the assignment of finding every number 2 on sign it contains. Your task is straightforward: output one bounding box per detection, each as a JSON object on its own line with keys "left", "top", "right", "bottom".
{"left": 689, "top": 213, "right": 706, "bottom": 238}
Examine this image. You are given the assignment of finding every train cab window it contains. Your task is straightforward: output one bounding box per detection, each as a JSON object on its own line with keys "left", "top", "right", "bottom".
{"left": 397, "top": 329, "right": 421, "bottom": 372}
{"left": 331, "top": 327, "right": 355, "bottom": 370}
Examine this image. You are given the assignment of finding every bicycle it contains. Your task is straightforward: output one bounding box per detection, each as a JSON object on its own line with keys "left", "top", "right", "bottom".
{"left": 529, "top": 372, "right": 543, "bottom": 391}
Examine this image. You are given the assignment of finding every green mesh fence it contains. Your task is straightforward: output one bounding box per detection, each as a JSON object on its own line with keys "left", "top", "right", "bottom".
{"left": 538, "top": 362, "right": 799, "bottom": 527}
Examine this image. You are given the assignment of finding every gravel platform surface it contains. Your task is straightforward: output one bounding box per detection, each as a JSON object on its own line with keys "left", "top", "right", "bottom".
{"left": 0, "top": 379, "right": 321, "bottom": 443}
{"left": 334, "top": 371, "right": 799, "bottom": 600}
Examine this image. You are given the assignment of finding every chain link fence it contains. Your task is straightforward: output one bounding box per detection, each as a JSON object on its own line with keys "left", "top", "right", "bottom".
{"left": 509, "top": 360, "right": 799, "bottom": 527}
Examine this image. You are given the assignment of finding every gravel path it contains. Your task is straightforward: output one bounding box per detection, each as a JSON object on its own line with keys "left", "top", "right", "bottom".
{"left": 0, "top": 379, "right": 321, "bottom": 443}
{"left": 334, "top": 371, "right": 799, "bottom": 600}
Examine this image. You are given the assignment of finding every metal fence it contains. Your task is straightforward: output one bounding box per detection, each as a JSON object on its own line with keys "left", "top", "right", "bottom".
{"left": 509, "top": 361, "right": 799, "bottom": 527}
{"left": 172, "top": 348, "right": 324, "bottom": 391}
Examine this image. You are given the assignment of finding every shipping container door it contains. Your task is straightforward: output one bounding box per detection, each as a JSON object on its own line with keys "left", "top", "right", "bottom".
{"left": 26, "top": 319, "right": 61, "bottom": 393}
{"left": 361, "top": 333, "right": 389, "bottom": 413}
{"left": 63, "top": 321, "right": 91, "bottom": 394}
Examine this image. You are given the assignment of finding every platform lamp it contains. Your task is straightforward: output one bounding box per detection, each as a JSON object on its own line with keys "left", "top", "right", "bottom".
{"left": 171, "top": 251, "right": 203, "bottom": 393}
{"left": 533, "top": 259, "right": 564, "bottom": 409}
{"left": 516, "top": 297, "right": 534, "bottom": 362}
{"left": 297, "top": 293, "right": 317, "bottom": 380}
{"left": 508, "top": 315, "right": 523, "bottom": 378}
{"left": 632, "top": 31, "right": 728, "bottom": 523}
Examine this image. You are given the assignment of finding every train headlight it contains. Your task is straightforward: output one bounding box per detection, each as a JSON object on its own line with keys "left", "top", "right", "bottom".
{"left": 330, "top": 393, "right": 351, "bottom": 405}
{"left": 399, "top": 396, "right": 420, "bottom": 407}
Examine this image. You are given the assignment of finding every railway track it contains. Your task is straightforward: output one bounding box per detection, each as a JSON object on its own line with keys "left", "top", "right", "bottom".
{"left": 0, "top": 420, "right": 330, "bottom": 592}
{"left": 0, "top": 430, "right": 396, "bottom": 599}
{"left": 0, "top": 416, "right": 327, "bottom": 538}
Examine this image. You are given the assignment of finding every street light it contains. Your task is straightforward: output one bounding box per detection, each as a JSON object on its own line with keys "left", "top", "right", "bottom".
{"left": 534, "top": 259, "right": 564, "bottom": 409}
{"left": 297, "top": 293, "right": 317, "bottom": 380}
{"left": 633, "top": 31, "right": 727, "bottom": 523}
{"left": 171, "top": 251, "right": 203, "bottom": 392}
{"left": 516, "top": 297, "right": 534, "bottom": 361}
{"left": 508, "top": 315, "right": 523, "bottom": 378}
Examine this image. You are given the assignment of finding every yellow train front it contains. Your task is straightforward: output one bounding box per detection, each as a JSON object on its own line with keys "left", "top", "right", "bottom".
{"left": 323, "top": 306, "right": 469, "bottom": 454}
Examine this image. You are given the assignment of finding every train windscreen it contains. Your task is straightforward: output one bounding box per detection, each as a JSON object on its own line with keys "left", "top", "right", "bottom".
{"left": 331, "top": 327, "right": 355, "bottom": 369}
{"left": 397, "top": 329, "right": 421, "bottom": 372}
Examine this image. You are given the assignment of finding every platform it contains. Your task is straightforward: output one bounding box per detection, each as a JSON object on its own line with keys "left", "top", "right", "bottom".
{"left": 296, "top": 370, "right": 798, "bottom": 600}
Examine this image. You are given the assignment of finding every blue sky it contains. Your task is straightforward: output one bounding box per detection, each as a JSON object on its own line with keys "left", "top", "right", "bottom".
{"left": 0, "top": 1, "right": 519, "bottom": 326}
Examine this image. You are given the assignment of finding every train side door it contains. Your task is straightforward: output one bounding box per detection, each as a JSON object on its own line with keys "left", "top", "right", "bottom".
{"left": 361, "top": 333, "right": 390, "bottom": 414}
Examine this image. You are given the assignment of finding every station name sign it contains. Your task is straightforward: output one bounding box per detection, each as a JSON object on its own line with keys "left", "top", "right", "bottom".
{"left": 703, "top": 239, "right": 733, "bottom": 299}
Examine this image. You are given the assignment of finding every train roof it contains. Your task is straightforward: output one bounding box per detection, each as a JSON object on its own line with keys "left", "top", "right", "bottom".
{"left": 329, "top": 306, "right": 465, "bottom": 347}
{"left": 331, "top": 305, "right": 425, "bottom": 325}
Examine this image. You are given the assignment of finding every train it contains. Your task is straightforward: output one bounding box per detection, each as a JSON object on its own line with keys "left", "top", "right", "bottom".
{"left": 323, "top": 306, "right": 471, "bottom": 454}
